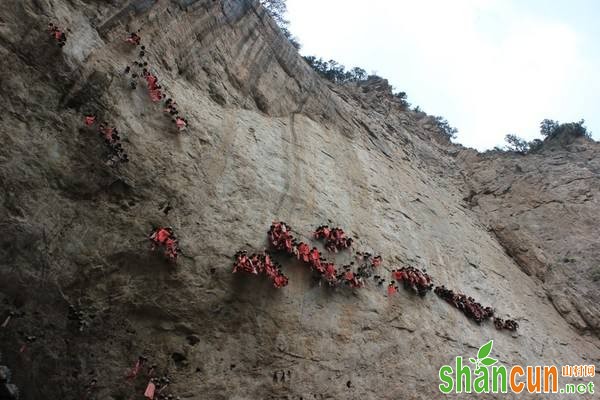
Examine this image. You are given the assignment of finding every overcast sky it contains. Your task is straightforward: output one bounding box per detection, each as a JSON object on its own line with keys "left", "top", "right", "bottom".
{"left": 286, "top": 0, "right": 600, "bottom": 150}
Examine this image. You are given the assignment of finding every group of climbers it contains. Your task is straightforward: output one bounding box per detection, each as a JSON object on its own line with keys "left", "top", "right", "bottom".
{"left": 149, "top": 227, "right": 179, "bottom": 262}
{"left": 37, "top": 23, "right": 195, "bottom": 398}
{"left": 391, "top": 266, "right": 433, "bottom": 296}
{"left": 144, "top": 375, "right": 179, "bottom": 400}
{"left": 493, "top": 317, "right": 519, "bottom": 332}
{"left": 164, "top": 99, "right": 188, "bottom": 131}
{"left": 264, "top": 222, "right": 384, "bottom": 288}
{"left": 314, "top": 225, "right": 353, "bottom": 252}
{"left": 232, "top": 250, "right": 289, "bottom": 288}
{"left": 268, "top": 222, "right": 340, "bottom": 286}
{"left": 83, "top": 115, "right": 129, "bottom": 165}
{"left": 122, "top": 32, "right": 188, "bottom": 131}
{"left": 434, "top": 285, "right": 494, "bottom": 324}
{"left": 244, "top": 222, "right": 520, "bottom": 331}
{"left": 339, "top": 252, "right": 384, "bottom": 288}
{"left": 47, "top": 22, "right": 67, "bottom": 47}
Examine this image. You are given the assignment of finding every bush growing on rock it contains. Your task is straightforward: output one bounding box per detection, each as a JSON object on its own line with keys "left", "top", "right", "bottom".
{"left": 433, "top": 116, "right": 458, "bottom": 140}
{"left": 501, "top": 118, "right": 592, "bottom": 155}
{"left": 504, "top": 134, "right": 530, "bottom": 154}
{"left": 540, "top": 118, "right": 591, "bottom": 139}
{"left": 260, "top": 0, "right": 301, "bottom": 49}
{"left": 540, "top": 119, "right": 560, "bottom": 137}
{"left": 260, "top": 0, "right": 288, "bottom": 27}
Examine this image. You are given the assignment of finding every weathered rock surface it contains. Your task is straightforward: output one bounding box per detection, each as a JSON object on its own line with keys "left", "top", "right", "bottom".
{"left": 0, "top": 1, "right": 598, "bottom": 399}
{"left": 459, "top": 133, "right": 600, "bottom": 334}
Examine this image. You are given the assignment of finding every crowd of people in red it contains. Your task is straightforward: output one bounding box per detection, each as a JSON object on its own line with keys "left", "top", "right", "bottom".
{"left": 123, "top": 32, "right": 189, "bottom": 132}
{"left": 433, "top": 284, "right": 518, "bottom": 331}
{"left": 391, "top": 266, "right": 433, "bottom": 296}
{"left": 232, "top": 250, "right": 289, "bottom": 288}
{"left": 314, "top": 225, "right": 353, "bottom": 252}
{"left": 267, "top": 221, "right": 337, "bottom": 285}
{"left": 434, "top": 285, "right": 494, "bottom": 324}
{"left": 83, "top": 115, "right": 129, "bottom": 165}
{"left": 262, "top": 222, "right": 382, "bottom": 288}
{"left": 268, "top": 222, "right": 339, "bottom": 286}
{"left": 149, "top": 227, "right": 179, "bottom": 262}
{"left": 236, "top": 222, "right": 519, "bottom": 331}
{"left": 47, "top": 22, "right": 67, "bottom": 47}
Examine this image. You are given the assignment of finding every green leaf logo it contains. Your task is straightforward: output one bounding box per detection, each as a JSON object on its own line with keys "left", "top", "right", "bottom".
{"left": 478, "top": 340, "right": 493, "bottom": 359}
{"left": 480, "top": 357, "right": 498, "bottom": 366}
{"left": 470, "top": 340, "right": 497, "bottom": 370}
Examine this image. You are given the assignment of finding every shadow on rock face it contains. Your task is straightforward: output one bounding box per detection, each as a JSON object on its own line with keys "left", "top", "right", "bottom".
{"left": 0, "top": 221, "right": 46, "bottom": 286}
{"left": 63, "top": 70, "right": 112, "bottom": 111}
{"left": 106, "top": 250, "right": 178, "bottom": 277}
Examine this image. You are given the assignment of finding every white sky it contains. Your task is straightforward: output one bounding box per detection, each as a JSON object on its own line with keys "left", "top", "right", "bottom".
{"left": 286, "top": 0, "right": 600, "bottom": 150}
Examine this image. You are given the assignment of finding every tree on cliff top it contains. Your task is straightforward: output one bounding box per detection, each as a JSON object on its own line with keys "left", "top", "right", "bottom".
{"left": 260, "top": 0, "right": 288, "bottom": 27}
{"left": 540, "top": 118, "right": 591, "bottom": 139}
{"left": 504, "top": 134, "right": 530, "bottom": 154}
{"left": 260, "top": 0, "right": 300, "bottom": 49}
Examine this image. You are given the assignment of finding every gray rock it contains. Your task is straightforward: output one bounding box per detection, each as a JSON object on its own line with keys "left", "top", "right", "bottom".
{"left": 0, "top": 1, "right": 598, "bottom": 399}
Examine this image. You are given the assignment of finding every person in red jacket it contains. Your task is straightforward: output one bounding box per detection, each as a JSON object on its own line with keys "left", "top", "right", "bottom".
{"left": 84, "top": 115, "right": 96, "bottom": 126}
{"left": 48, "top": 23, "right": 67, "bottom": 47}
{"left": 149, "top": 227, "right": 178, "bottom": 262}
{"left": 324, "top": 263, "right": 337, "bottom": 283}
{"left": 125, "top": 32, "right": 141, "bottom": 46}
{"left": 296, "top": 242, "right": 310, "bottom": 263}
{"left": 175, "top": 117, "right": 187, "bottom": 131}
{"left": 371, "top": 255, "right": 382, "bottom": 267}
{"left": 387, "top": 281, "right": 398, "bottom": 296}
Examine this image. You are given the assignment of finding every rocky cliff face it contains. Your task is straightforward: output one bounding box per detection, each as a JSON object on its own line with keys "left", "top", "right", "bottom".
{"left": 0, "top": 1, "right": 599, "bottom": 399}
{"left": 459, "top": 133, "right": 600, "bottom": 335}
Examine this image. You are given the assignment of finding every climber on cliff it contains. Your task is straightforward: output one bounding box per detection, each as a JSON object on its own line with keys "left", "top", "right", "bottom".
{"left": 84, "top": 115, "right": 96, "bottom": 126}
{"left": 494, "top": 317, "right": 504, "bottom": 330}
{"left": 150, "top": 227, "right": 173, "bottom": 249}
{"left": 98, "top": 125, "right": 116, "bottom": 144}
{"left": 125, "top": 32, "right": 141, "bottom": 46}
{"left": 324, "top": 262, "right": 337, "bottom": 283}
{"left": 371, "top": 255, "right": 382, "bottom": 268}
{"left": 503, "top": 319, "right": 518, "bottom": 331}
{"left": 175, "top": 116, "right": 188, "bottom": 131}
{"left": 126, "top": 356, "right": 148, "bottom": 380}
{"left": 149, "top": 88, "right": 163, "bottom": 102}
{"left": 48, "top": 23, "right": 67, "bottom": 47}
{"left": 387, "top": 281, "right": 397, "bottom": 296}
{"left": 273, "top": 272, "right": 288, "bottom": 288}
{"left": 164, "top": 98, "right": 177, "bottom": 114}
{"left": 309, "top": 247, "right": 322, "bottom": 272}
{"left": 296, "top": 242, "right": 310, "bottom": 263}
{"left": 150, "top": 227, "right": 179, "bottom": 262}
{"left": 144, "top": 70, "right": 158, "bottom": 88}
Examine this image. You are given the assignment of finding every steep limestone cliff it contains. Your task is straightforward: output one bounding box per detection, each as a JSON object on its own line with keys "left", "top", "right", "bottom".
{"left": 459, "top": 132, "right": 600, "bottom": 334}
{"left": 0, "top": 1, "right": 599, "bottom": 399}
